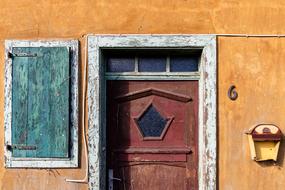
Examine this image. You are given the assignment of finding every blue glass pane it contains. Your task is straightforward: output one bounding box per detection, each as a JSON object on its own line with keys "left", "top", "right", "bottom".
{"left": 137, "top": 105, "right": 168, "bottom": 137}
{"left": 107, "top": 57, "right": 135, "bottom": 72}
{"left": 170, "top": 57, "right": 199, "bottom": 72}
{"left": 138, "top": 57, "right": 166, "bottom": 72}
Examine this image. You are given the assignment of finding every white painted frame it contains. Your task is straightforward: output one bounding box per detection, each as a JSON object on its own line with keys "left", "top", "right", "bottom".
{"left": 4, "top": 40, "right": 79, "bottom": 168}
{"left": 88, "top": 35, "right": 217, "bottom": 190}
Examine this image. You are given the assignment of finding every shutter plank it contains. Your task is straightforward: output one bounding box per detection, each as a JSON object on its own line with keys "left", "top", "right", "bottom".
{"left": 49, "top": 47, "right": 70, "bottom": 157}
{"left": 11, "top": 51, "right": 29, "bottom": 157}
{"left": 27, "top": 48, "right": 51, "bottom": 157}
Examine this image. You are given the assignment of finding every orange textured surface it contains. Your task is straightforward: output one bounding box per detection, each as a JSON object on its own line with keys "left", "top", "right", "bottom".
{"left": 218, "top": 37, "right": 285, "bottom": 190}
{"left": 0, "top": 0, "right": 285, "bottom": 189}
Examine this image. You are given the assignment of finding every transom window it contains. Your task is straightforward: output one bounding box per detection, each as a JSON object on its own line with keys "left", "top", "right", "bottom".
{"left": 103, "top": 49, "right": 201, "bottom": 80}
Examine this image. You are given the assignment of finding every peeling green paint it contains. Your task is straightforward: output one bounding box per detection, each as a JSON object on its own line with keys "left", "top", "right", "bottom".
{"left": 12, "top": 47, "right": 70, "bottom": 158}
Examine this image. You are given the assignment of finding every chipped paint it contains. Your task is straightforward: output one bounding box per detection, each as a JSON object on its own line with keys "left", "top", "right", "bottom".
{"left": 199, "top": 36, "right": 217, "bottom": 190}
{"left": 4, "top": 40, "right": 79, "bottom": 168}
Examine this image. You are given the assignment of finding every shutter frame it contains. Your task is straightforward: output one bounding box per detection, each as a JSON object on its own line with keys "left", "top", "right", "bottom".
{"left": 5, "top": 40, "right": 78, "bottom": 168}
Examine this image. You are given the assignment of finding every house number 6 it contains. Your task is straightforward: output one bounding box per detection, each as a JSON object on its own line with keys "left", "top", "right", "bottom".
{"left": 228, "top": 85, "right": 238, "bottom": 101}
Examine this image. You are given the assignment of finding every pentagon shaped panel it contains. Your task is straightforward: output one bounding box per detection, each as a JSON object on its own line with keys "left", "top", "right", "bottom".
{"left": 134, "top": 103, "right": 173, "bottom": 140}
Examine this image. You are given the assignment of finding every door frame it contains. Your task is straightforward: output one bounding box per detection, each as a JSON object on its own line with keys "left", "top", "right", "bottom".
{"left": 87, "top": 35, "right": 217, "bottom": 190}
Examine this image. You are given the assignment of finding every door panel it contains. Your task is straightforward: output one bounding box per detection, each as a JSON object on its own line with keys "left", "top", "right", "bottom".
{"left": 107, "top": 81, "right": 198, "bottom": 190}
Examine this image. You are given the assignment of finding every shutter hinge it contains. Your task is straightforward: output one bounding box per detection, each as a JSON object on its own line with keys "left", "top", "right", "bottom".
{"left": 8, "top": 52, "right": 38, "bottom": 58}
{"left": 6, "top": 144, "right": 37, "bottom": 150}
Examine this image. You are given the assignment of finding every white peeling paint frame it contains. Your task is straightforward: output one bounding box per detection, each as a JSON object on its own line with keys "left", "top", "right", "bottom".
{"left": 4, "top": 40, "right": 79, "bottom": 168}
{"left": 87, "top": 35, "right": 217, "bottom": 190}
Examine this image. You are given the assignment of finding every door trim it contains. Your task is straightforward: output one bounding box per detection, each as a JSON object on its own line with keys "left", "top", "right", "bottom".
{"left": 87, "top": 35, "right": 217, "bottom": 190}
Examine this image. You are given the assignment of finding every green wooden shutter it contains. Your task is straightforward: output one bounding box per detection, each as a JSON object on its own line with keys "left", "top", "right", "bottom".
{"left": 11, "top": 47, "right": 70, "bottom": 158}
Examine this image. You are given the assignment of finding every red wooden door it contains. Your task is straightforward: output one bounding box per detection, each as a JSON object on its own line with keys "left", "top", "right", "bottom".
{"left": 107, "top": 81, "right": 198, "bottom": 190}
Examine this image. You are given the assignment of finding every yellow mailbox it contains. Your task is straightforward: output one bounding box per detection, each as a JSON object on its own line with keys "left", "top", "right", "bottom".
{"left": 246, "top": 124, "right": 282, "bottom": 161}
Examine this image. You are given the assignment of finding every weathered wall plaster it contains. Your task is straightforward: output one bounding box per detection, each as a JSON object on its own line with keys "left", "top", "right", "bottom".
{"left": 0, "top": 0, "right": 285, "bottom": 189}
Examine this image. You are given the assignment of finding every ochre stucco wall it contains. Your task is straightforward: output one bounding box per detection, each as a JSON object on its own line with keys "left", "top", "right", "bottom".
{"left": 218, "top": 38, "right": 285, "bottom": 189}
{"left": 0, "top": 0, "right": 285, "bottom": 189}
